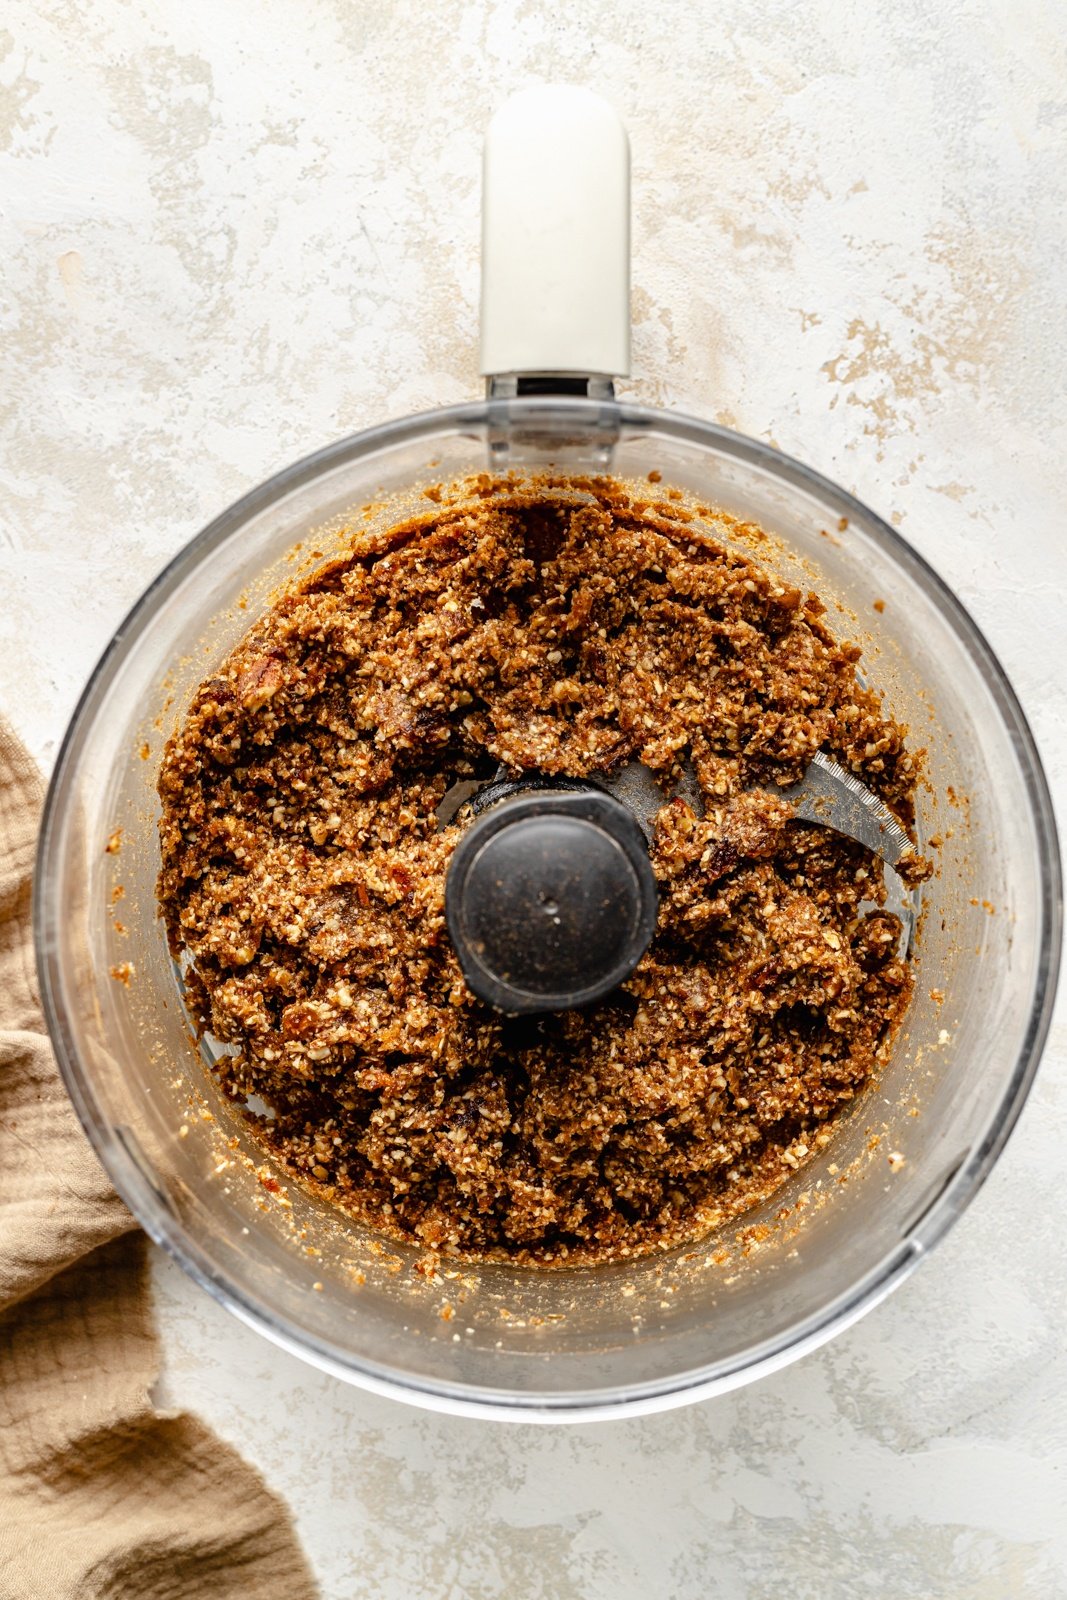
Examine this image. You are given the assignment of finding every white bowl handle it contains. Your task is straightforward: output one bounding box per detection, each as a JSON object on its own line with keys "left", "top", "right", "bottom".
{"left": 480, "top": 85, "right": 631, "bottom": 384}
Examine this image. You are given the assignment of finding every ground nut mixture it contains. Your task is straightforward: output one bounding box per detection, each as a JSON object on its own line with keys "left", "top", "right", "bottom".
{"left": 158, "top": 478, "right": 926, "bottom": 1264}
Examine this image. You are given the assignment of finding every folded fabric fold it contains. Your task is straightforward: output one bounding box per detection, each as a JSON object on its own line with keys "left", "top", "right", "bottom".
{"left": 0, "top": 718, "right": 318, "bottom": 1600}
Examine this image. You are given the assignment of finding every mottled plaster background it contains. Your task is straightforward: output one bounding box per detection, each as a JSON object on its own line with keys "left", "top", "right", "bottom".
{"left": 2, "top": 1, "right": 1065, "bottom": 1595}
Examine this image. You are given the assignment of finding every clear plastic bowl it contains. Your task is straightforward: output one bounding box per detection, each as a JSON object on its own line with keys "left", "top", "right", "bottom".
{"left": 35, "top": 398, "right": 1062, "bottom": 1421}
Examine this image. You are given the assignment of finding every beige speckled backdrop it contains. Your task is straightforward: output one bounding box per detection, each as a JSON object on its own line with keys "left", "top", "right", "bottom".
{"left": 3, "top": 1, "right": 1065, "bottom": 1595}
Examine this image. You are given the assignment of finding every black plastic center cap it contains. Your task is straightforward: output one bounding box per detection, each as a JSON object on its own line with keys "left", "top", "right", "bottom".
{"left": 445, "top": 788, "right": 658, "bottom": 1014}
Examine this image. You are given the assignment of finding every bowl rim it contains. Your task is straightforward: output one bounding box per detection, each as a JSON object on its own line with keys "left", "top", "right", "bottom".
{"left": 34, "top": 396, "right": 1063, "bottom": 1421}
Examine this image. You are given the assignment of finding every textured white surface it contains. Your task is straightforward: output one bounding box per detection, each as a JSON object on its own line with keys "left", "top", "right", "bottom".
{"left": 3, "top": 1, "right": 1066, "bottom": 1595}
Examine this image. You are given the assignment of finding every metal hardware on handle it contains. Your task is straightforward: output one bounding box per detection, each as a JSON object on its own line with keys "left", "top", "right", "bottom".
{"left": 480, "top": 85, "right": 631, "bottom": 388}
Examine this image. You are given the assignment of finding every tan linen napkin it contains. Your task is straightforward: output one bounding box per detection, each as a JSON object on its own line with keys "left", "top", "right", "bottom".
{"left": 0, "top": 719, "right": 319, "bottom": 1600}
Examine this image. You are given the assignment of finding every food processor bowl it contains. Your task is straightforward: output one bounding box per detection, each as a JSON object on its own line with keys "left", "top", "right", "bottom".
{"left": 35, "top": 88, "right": 1061, "bottom": 1419}
{"left": 34, "top": 395, "right": 1061, "bottom": 1420}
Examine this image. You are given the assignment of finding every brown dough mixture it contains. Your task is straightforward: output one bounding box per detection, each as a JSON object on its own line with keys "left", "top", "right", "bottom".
{"left": 158, "top": 478, "right": 926, "bottom": 1264}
